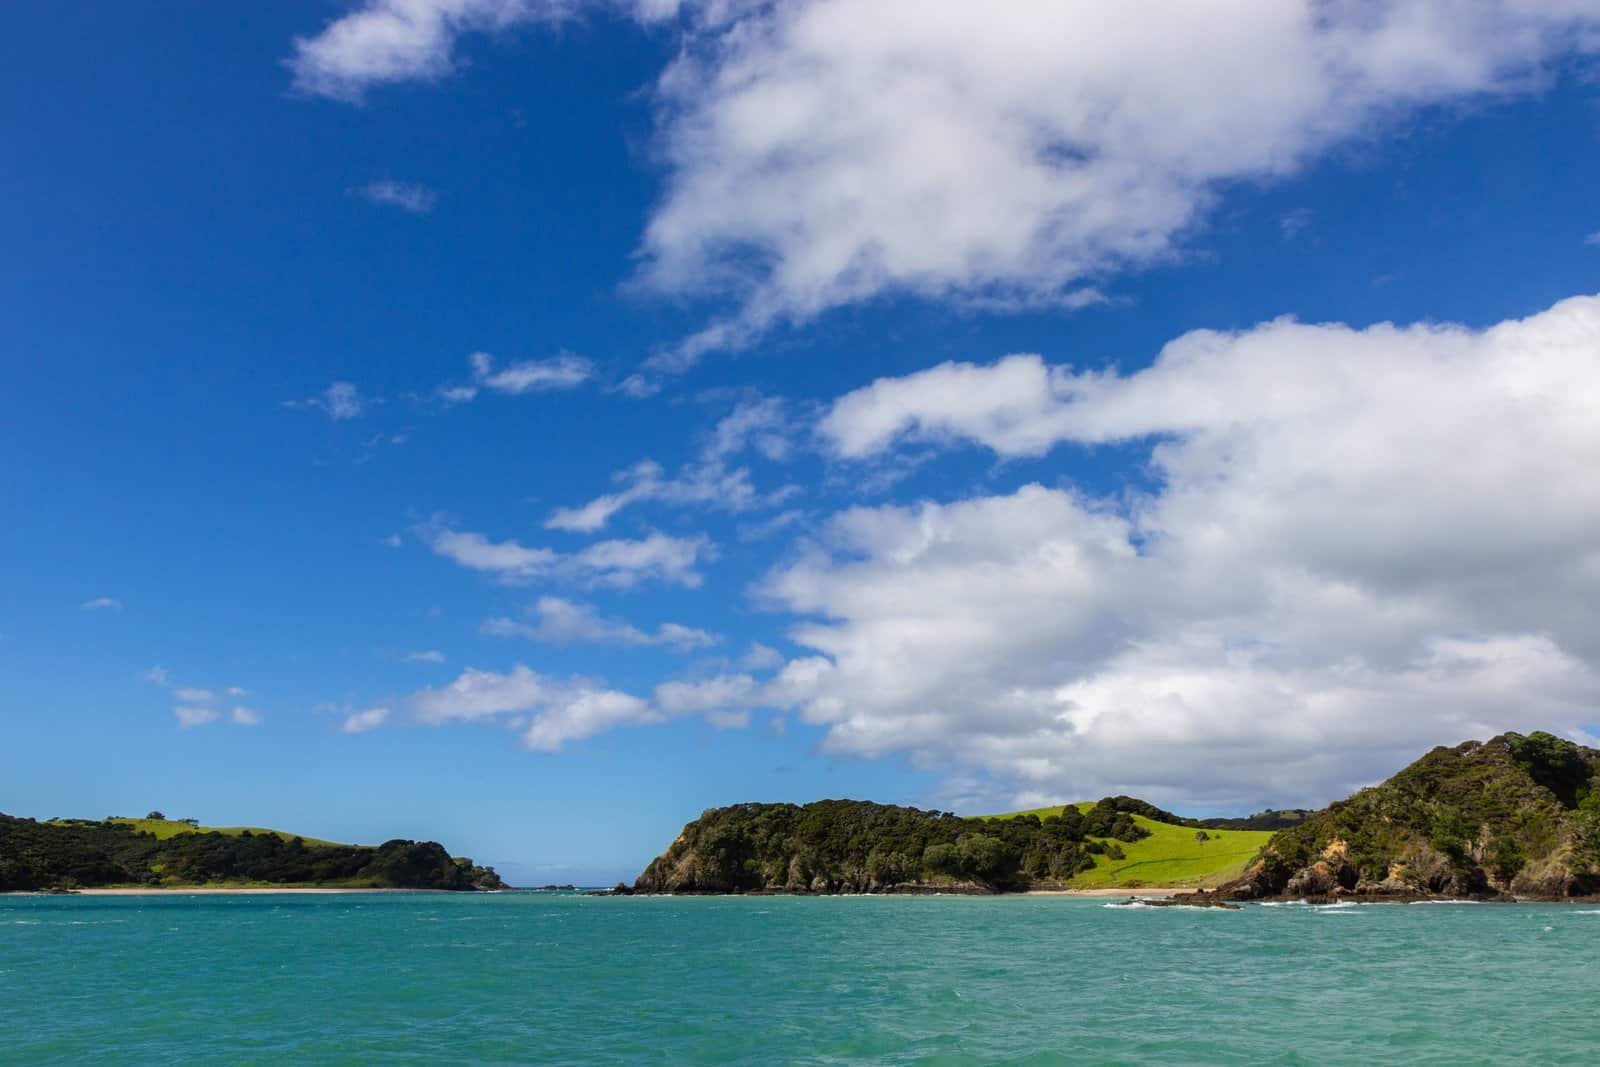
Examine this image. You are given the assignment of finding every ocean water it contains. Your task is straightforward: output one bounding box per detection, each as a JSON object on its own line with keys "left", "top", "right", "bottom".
{"left": 3, "top": 893, "right": 1598, "bottom": 1064}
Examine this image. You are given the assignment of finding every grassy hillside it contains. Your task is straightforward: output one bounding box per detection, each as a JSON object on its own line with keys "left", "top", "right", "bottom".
{"left": 100, "top": 817, "right": 344, "bottom": 848}
{"left": 1067, "top": 814, "right": 1271, "bottom": 888}
{"left": 987, "top": 805, "right": 1273, "bottom": 888}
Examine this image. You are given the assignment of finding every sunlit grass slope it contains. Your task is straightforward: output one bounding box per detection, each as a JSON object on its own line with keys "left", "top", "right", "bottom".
{"left": 100, "top": 817, "right": 346, "bottom": 848}
{"left": 988, "top": 805, "right": 1274, "bottom": 889}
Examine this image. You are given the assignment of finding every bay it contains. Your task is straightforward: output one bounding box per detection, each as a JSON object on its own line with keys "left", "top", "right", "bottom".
{"left": 3, "top": 892, "right": 1598, "bottom": 1064}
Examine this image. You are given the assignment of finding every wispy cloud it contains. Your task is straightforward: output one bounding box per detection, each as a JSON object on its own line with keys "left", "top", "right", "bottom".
{"left": 436, "top": 351, "right": 593, "bottom": 405}
{"left": 173, "top": 706, "right": 219, "bottom": 729}
{"left": 482, "top": 597, "right": 717, "bottom": 651}
{"left": 230, "top": 706, "right": 263, "bottom": 726}
{"left": 342, "top": 706, "right": 391, "bottom": 734}
{"left": 285, "top": 381, "right": 368, "bottom": 420}
{"left": 546, "top": 398, "right": 794, "bottom": 532}
{"left": 1585, "top": 230, "right": 1600, "bottom": 247}
{"left": 80, "top": 597, "right": 122, "bottom": 611}
{"left": 405, "top": 649, "right": 446, "bottom": 663}
{"left": 355, "top": 179, "right": 438, "bottom": 214}
{"left": 420, "top": 521, "right": 713, "bottom": 589}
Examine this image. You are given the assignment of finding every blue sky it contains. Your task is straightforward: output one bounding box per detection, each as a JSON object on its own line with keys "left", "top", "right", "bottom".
{"left": 5, "top": 2, "right": 1600, "bottom": 885}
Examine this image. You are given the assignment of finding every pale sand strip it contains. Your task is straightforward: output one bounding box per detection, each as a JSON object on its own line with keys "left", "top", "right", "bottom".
{"left": 4, "top": 887, "right": 430, "bottom": 897}
{"left": 1024, "top": 886, "right": 1196, "bottom": 898}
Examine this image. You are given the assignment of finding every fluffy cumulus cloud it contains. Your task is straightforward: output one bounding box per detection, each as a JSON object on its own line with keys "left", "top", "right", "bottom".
{"left": 483, "top": 596, "right": 717, "bottom": 650}
{"left": 291, "top": 2, "right": 1600, "bottom": 364}
{"left": 769, "top": 295, "right": 1600, "bottom": 808}
{"left": 634, "top": 0, "right": 1600, "bottom": 363}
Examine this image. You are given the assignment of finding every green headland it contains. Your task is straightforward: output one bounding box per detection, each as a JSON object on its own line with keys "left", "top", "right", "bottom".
{"left": 627, "top": 731, "right": 1600, "bottom": 900}
{"left": 0, "top": 812, "right": 504, "bottom": 892}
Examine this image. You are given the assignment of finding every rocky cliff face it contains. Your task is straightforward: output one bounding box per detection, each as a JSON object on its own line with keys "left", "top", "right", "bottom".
{"left": 1190, "top": 732, "right": 1600, "bottom": 903}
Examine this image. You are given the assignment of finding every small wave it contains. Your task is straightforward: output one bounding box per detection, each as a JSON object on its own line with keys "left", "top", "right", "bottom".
{"left": 9, "top": 920, "right": 41, "bottom": 926}
{"left": 1575, "top": 909, "right": 1600, "bottom": 914}
{"left": 1405, "top": 899, "right": 1482, "bottom": 906}
{"left": 1258, "top": 899, "right": 1310, "bottom": 907}
{"left": 1101, "top": 901, "right": 1235, "bottom": 912}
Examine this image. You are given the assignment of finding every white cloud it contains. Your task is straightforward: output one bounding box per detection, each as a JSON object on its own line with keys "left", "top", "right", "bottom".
{"left": 483, "top": 596, "right": 717, "bottom": 650}
{"left": 289, "top": 2, "right": 1600, "bottom": 362}
{"left": 821, "top": 354, "right": 1076, "bottom": 459}
{"left": 478, "top": 351, "right": 592, "bottom": 396}
{"left": 173, "top": 706, "right": 219, "bottom": 729}
{"left": 226, "top": 686, "right": 249, "bottom": 697}
{"left": 633, "top": 1, "right": 1600, "bottom": 365}
{"left": 571, "top": 532, "right": 713, "bottom": 588}
{"left": 411, "top": 663, "right": 659, "bottom": 750}
{"left": 740, "top": 642, "right": 784, "bottom": 670}
{"left": 433, "top": 351, "right": 591, "bottom": 405}
{"left": 653, "top": 673, "right": 757, "bottom": 715}
{"left": 410, "top": 660, "right": 762, "bottom": 749}
{"left": 288, "top": 0, "right": 577, "bottom": 102}
{"left": 421, "top": 521, "right": 712, "bottom": 588}
{"left": 174, "top": 687, "right": 215, "bottom": 703}
{"left": 80, "top": 596, "right": 121, "bottom": 611}
{"left": 286, "top": 381, "right": 367, "bottom": 420}
{"left": 231, "top": 706, "right": 263, "bottom": 726}
{"left": 420, "top": 526, "right": 559, "bottom": 581}
{"left": 381, "top": 533, "right": 405, "bottom": 548}
{"left": 355, "top": 179, "right": 438, "bottom": 214}
{"left": 546, "top": 398, "right": 792, "bottom": 531}
{"left": 342, "top": 706, "right": 391, "bottom": 733}
{"left": 1586, "top": 230, "right": 1600, "bottom": 247}
{"left": 141, "top": 666, "right": 170, "bottom": 686}
{"left": 766, "top": 294, "right": 1600, "bottom": 808}
{"left": 405, "top": 649, "right": 447, "bottom": 663}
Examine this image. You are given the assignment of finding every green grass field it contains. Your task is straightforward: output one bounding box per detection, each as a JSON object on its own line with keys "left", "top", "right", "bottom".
{"left": 987, "top": 805, "right": 1274, "bottom": 889}
{"left": 96, "top": 817, "right": 346, "bottom": 848}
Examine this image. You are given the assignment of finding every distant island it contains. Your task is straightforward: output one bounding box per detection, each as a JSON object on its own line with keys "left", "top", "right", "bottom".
{"left": 622, "top": 731, "right": 1600, "bottom": 901}
{"left": 0, "top": 813, "right": 505, "bottom": 892}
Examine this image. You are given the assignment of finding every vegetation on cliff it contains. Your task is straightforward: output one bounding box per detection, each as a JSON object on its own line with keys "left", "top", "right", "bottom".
{"left": 0, "top": 813, "right": 505, "bottom": 891}
{"left": 1209, "top": 732, "right": 1600, "bottom": 901}
{"left": 631, "top": 796, "right": 1269, "bottom": 894}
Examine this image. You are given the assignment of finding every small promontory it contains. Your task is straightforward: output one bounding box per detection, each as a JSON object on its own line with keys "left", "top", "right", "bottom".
{"left": 0, "top": 813, "right": 505, "bottom": 891}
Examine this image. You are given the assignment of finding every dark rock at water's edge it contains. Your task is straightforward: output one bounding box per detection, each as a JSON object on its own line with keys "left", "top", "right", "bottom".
{"left": 1177, "top": 732, "right": 1600, "bottom": 905}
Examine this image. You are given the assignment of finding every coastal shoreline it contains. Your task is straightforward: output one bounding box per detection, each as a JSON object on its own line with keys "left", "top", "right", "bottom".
{"left": 2, "top": 887, "right": 438, "bottom": 897}
{"left": 1025, "top": 886, "right": 1195, "bottom": 898}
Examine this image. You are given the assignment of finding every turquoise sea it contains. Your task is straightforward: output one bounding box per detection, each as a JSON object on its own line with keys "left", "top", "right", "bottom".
{"left": 3, "top": 892, "right": 1598, "bottom": 1064}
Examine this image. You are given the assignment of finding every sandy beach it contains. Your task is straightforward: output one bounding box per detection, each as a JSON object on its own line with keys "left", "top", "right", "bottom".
{"left": 5, "top": 886, "right": 430, "bottom": 897}
{"left": 1024, "top": 886, "right": 1196, "bottom": 898}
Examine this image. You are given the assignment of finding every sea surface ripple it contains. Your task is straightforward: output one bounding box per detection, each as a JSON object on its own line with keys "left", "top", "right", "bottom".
{"left": 2, "top": 892, "right": 1598, "bottom": 1064}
